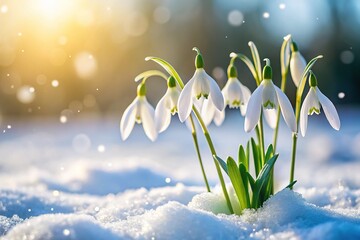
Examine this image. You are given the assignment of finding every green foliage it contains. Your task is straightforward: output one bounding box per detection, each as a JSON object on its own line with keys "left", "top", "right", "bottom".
{"left": 214, "top": 143, "right": 283, "bottom": 212}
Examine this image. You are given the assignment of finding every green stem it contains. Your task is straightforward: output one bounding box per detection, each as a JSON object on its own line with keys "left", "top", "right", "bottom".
{"left": 193, "top": 107, "right": 234, "bottom": 214}
{"left": 289, "top": 96, "right": 302, "bottom": 189}
{"left": 258, "top": 114, "right": 265, "bottom": 167}
{"left": 289, "top": 132, "right": 298, "bottom": 189}
{"left": 189, "top": 115, "right": 211, "bottom": 192}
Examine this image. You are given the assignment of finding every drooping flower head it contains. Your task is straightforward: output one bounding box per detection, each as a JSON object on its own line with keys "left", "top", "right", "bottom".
{"left": 177, "top": 48, "right": 224, "bottom": 122}
{"left": 120, "top": 83, "right": 157, "bottom": 141}
{"left": 300, "top": 71, "right": 340, "bottom": 137}
{"left": 222, "top": 64, "right": 251, "bottom": 116}
{"left": 290, "top": 42, "right": 307, "bottom": 87}
{"left": 201, "top": 99, "right": 225, "bottom": 126}
{"left": 155, "top": 76, "right": 181, "bottom": 133}
{"left": 245, "top": 59, "right": 296, "bottom": 133}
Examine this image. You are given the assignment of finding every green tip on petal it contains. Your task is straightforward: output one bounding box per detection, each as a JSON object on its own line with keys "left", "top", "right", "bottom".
{"left": 137, "top": 83, "right": 146, "bottom": 96}
{"left": 262, "top": 63, "right": 272, "bottom": 80}
{"left": 195, "top": 54, "right": 204, "bottom": 68}
{"left": 193, "top": 47, "right": 204, "bottom": 68}
{"left": 291, "top": 42, "right": 299, "bottom": 52}
{"left": 168, "top": 76, "right": 176, "bottom": 88}
{"left": 308, "top": 71, "right": 318, "bottom": 87}
{"left": 227, "top": 64, "right": 238, "bottom": 78}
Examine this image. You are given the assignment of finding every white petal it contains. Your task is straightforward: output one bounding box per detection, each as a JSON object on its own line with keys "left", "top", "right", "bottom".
{"left": 290, "top": 52, "right": 306, "bottom": 87}
{"left": 244, "top": 84, "right": 264, "bottom": 132}
{"left": 300, "top": 89, "right": 312, "bottom": 137}
{"left": 178, "top": 79, "right": 194, "bottom": 122}
{"left": 316, "top": 87, "right": 341, "bottom": 131}
{"left": 221, "top": 80, "right": 230, "bottom": 102}
{"left": 140, "top": 98, "right": 157, "bottom": 141}
{"left": 201, "top": 99, "right": 215, "bottom": 126}
{"left": 283, "top": 38, "right": 291, "bottom": 70}
{"left": 263, "top": 108, "right": 277, "bottom": 129}
{"left": 169, "top": 88, "right": 180, "bottom": 110}
{"left": 214, "top": 109, "right": 225, "bottom": 126}
{"left": 274, "top": 86, "right": 296, "bottom": 132}
{"left": 120, "top": 98, "right": 138, "bottom": 140}
{"left": 239, "top": 82, "right": 252, "bottom": 116}
{"left": 262, "top": 80, "right": 277, "bottom": 109}
{"left": 207, "top": 72, "right": 225, "bottom": 111}
{"left": 192, "top": 69, "right": 210, "bottom": 97}
{"left": 155, "top": 96, "right": 171, "bottom": 133}
{"left": 224, "top": 78, "right": 241, "bottom": 105}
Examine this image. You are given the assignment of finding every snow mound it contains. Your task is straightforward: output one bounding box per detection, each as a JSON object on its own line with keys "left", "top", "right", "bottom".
{"left": 112, "top": 201, "right": 245, "bottom": 239}
{"left": 3, "top": 214, "right": 121, "bottom": 240}
{"left": 241, "top": 189, "right": 360, "bottom": 239}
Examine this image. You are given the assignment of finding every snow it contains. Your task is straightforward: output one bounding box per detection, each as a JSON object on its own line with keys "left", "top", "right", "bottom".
{"left": 1, "top": 108, "right": 360, "bottom": 239}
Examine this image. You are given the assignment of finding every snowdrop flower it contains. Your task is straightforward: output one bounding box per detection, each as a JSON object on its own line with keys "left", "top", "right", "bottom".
{"left": 222, "top": 64, "right": 251, "bottom": 116}
{"left": 300, "top": 71, "right": 340, "bottom": 137}
{"left": 155, "top": 76, "right": 181, "bottom": 133}
{"left": 201, "top": 99, "right": 225, "bottom": 126}
{"left": 120, "top": 83, "right": 157, "bottom": 141}
{"left": 290, "top": 42, "right": 307, "bottom": 87}
{"left": 245, "top": 60, "right": 296, "bottom": 133}
{"left": 178, "top": 48, "right": 224, "bottom": 122}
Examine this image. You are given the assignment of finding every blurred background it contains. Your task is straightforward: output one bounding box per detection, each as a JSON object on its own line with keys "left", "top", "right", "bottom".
{"left": 0, "top": 0, "right": 359, "bottom": 121}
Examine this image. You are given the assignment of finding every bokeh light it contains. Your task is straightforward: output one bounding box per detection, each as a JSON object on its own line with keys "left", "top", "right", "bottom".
{"left": 74, "top": 52, "right": 97, "bottom": 80}
{"left": 16, "top": 86, "right": 36, "bottom": 104}
{"left": 228, "top": 10, "right": 244, "bottom": 27}
{"left": 340, "top": 50, "right": 354, "bottom": 64}
{"left": 72, "top": 134, "right": 91, "bottom": 153}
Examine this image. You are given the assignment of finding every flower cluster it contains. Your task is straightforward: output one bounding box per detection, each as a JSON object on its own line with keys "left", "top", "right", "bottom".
{"left": 120, "top": 35, "right": 340, "bottom": 214}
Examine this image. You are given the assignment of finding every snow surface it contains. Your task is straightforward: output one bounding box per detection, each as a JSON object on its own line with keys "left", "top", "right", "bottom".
{"left": 1, "top": 108, "right": 360, "bottom": 239}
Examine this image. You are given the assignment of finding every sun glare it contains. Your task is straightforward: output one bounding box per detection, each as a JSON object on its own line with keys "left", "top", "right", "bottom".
{"left": 35, "top": 0, "right": 73, "bottom": 20}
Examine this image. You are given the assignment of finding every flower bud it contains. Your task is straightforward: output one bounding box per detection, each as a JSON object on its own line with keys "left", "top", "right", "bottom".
{"left": 227, "top": 64, "right": 238, "bottom": 78}
{"left": 137, "top": 83, "right": 146, "bottom": 96}
{"left": 308, "top": 71, "right": 318, "bottom": 87}
{"left": 263, "top": 65, "right": 272, "bottom": 80}
{"left": 167, "top": 76, "right": 176, "bottom": 88}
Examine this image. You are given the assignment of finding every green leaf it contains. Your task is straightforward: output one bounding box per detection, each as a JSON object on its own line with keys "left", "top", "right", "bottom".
{"left": 145, "top": 56, "right": 185, "bottom": 88}
{"left": 252, "top": 154, "right": 279, "bottom": 208}
{"left": 134, "top": 70, "right": 168, "bottom": 82}
{"left": 239, "top": 163, "right": 249, "bottom": 195}
{"left": 227, "top": 157, "right": 249, "bottom": 210}
{"left": 248, "top": 41, "right": 262, "bottom": 83}
{"left": 246, "top": 141, "right": 250, "bottom": 172}
{"left": 264, "top": 144, "right": 274, "bottom": 162}
{"left": 251, "top": 138, "right": 260, "bottom": 177}
{"left": 247, "top": 172, "right": 256, "bottom": 193}
{"left": 255, "top": 154, "right": 278, "bottom": 194}
{"left": 213, "top": 155, "right": 228, "bottom": 175}
{"left": 296, "top": 55, "right": 323, "bottom": 100}
{"left": 238, "top": 145, "right": 248, "bottom": 171}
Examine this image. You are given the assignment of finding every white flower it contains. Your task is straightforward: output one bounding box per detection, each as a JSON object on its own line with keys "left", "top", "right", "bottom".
{"left": 201, "top": 99, "right": 225, "bottom": 126}
{"left": 222, "top": 77, "right": 251, "bottom": 116}
{"left": 155, "top": 81, "right": 180, "bottom": 133}
{"left": 120, "top": 84, "right": 157, "bottom": 141}
{"left": 178, "top": 69, "right": 224, "bottom": 122}
{"left": 244, "top": 65, "right": 296, "bottom": 133}
{"left": 300, "top": 73, "right": 340, "bottom": 137}
{"left": 290, "top": 42, "right": 307, "bottom": 87}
